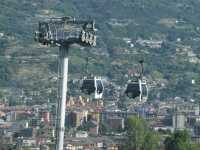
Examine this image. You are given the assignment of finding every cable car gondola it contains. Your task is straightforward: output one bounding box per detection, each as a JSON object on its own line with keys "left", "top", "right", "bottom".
{"left": 125, "top": 79, "right": 148, "bottom": 102}
{"left": 125, "top": 60, "right": 148, "bottom": 102}
{"left": 80, "top": 57, "right": 104, "bottom": 99}
{"left": 81, "top": 76, "right": 104, "bottom": 99}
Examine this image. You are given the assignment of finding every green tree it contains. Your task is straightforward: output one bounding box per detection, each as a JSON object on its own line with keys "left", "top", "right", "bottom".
{"left": 143, "top": 130, "right": 160, "bottom": 150}
{"left": 191, "top": 144, "right": 200, "bottom": 150}
{"left": 124, "top": 116, "right": 160, "bottom": 150}
{"left": 164, "top": 130, "right": 191, "bottom": 150}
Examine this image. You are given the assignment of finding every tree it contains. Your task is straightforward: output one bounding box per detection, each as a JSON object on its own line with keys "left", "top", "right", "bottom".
{"left": 143, "top": 130, "right": 160, "bottom": 150}
{"left": 164, "top": 130, "right": 191, "bottom": 150}
{"left": 191, "top": 144, "right": 200, "bottom": 150}
{"left": 124, "top": 116, "right": 160, "bottom": 150}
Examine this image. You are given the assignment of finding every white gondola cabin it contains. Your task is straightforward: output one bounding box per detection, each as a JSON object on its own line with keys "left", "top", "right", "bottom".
{"left": 81, "top": 76, "right": 104, "bottom": 99}
{"left": 125, "top": 79, "right": 148, "bottom": 102}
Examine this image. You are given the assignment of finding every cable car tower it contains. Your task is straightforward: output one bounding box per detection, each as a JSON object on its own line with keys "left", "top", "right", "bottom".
{"left": 35, "top": 16, "right": 96, "bottom": 150}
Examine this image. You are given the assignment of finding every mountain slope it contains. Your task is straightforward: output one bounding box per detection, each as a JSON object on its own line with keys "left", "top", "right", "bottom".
{"left": 0, "top": 0, "right": 200, "bottom": 103}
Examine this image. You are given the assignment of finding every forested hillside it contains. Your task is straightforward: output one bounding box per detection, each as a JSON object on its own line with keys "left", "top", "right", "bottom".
{"left": 0, "top": 0, "right": 200, "bottom": 104}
